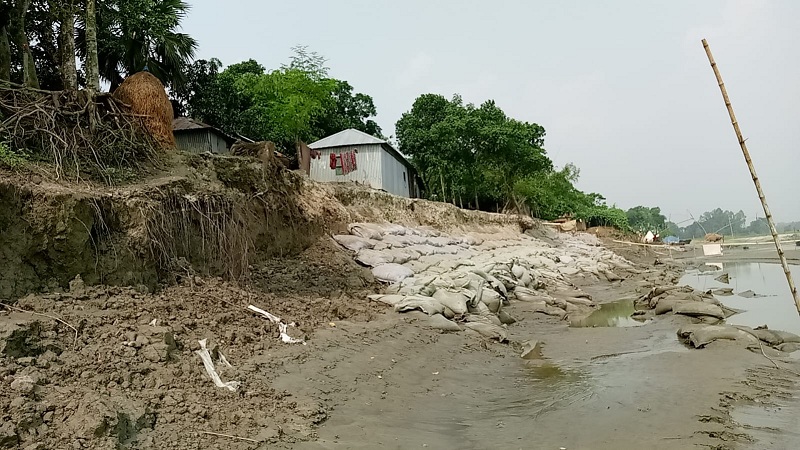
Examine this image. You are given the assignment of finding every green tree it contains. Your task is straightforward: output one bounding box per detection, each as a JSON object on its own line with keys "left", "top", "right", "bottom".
{"left": 625, "top": 206, "right": 666, "bottom": 233}
{"left": 176, "top": 50, "right": 383, "bottom": 152}
{"left": 313, "top": 79, "right": 382, "bottom": 138}
{"left": 173, "top": 58, "right": 265, "bottom": 134}
{"left": 747, "top": 217, "right": 770, "bottom": 236}
{"left": 664, "top": 221, "right": 681, "bottom": 237}
{"left": 396, "top": 94, "right": 551, "bottom": 211}
{"left": 697, "top": 208, "right": 747, "bottom": 236}
{"left": 78, "top": 0, "right": 198, "bottom": 90}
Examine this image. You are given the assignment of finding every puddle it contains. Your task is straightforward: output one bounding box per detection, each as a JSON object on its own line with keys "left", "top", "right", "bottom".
{"left": 680, "top": 262, "right": 800, "bottom": 334}
{"left": 524, "top": 362, "right": 584, "bottom": 383}
{"left": 569, "top": 299, "right": 648, "bottom": 328}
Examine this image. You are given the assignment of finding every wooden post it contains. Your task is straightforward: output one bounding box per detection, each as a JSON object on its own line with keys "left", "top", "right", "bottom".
{"left": 702, "top": 39, "right": 800, "bottom": 315}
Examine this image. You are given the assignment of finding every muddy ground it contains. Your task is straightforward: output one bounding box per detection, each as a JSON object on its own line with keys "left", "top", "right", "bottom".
{"left": 2, "top": 230, "right": 799, "bottom": 449}
{"left": 2, "top": 158, "right": 800, "bottom": 449}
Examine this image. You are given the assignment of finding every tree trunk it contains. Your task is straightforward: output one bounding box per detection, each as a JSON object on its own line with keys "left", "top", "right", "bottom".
{"left": 0, "top": 26, "right": 10, "bottom": 82}
{"left": 439, "top": 171, "right": 445, "bottom": 202}
{"left": 59, "top": 1, "right": 77, "bottom": 90}
{"left": 474, "top": 190, "right": 479, "bottom": 211}
{"left": 10, "top": 0, "right": 39, "bottom": 88}
{"left": 0, "top": 3, "right": 11, "bottom": 81}
{"left": 85, "top": 0, "right": 99, "bottom": 91}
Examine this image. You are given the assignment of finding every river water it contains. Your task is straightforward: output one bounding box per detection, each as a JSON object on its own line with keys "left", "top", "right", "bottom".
{"left": 679, "top": 262, "right": 800, "bottom": 335}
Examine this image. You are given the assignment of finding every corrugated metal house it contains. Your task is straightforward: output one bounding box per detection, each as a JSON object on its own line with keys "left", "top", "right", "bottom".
{"left": 308, "top": 129, "right": 421, "bottom": 198}
{"left": 172, "top": 117, "right": 246, "bottom": 154}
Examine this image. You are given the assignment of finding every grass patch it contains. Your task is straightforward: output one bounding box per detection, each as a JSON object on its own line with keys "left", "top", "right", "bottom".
{"left": 0, "top": 142, "right": 31, "bottom": 169}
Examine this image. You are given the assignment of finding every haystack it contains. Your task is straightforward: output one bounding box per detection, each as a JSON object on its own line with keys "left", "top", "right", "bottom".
{"left": 113, "top": 71, "right": 175, "bottom": 149}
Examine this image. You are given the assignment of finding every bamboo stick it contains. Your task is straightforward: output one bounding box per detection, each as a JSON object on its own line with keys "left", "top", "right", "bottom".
{"left": 701, "top": 39, "right": 800, "bottom": 315}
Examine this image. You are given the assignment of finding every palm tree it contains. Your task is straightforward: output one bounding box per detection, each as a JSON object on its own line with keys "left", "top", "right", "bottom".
{"left": 78, "top": 0, "right": 197, "bottom": 90}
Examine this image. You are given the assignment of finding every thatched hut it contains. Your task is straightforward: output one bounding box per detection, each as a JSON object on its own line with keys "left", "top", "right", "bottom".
{"left": 113, "top": 71, "right": 175, "bottom": 149}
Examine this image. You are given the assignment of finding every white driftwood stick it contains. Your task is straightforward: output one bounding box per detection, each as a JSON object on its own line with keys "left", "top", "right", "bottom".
{"left": 247, "top": 304, "right": 281, "bottom": 323}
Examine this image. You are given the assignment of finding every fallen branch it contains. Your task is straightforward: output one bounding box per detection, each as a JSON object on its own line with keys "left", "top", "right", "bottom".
{"left": 198, "top": 431, "right": 258, "bottom": 443}
{"left": 0, "top": 302, "right": 79, "bottom": 349}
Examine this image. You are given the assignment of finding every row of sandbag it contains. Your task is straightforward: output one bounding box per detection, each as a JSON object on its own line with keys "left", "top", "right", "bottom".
{"left": 334, "top": 223, "right": 639, "bottom": 286}
{"left": 638, "top": 285, "right": 800, "bottom": 354}
{"left": 635, "top": 285, "right": 740, "bottom": 322}
{"left": 677, "top": 323, "right": 800, "bottom": 353}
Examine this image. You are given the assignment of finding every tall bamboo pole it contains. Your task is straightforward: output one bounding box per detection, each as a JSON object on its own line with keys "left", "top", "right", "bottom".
{"left": 702, "top": 39, "right": 800, "bottom": 315}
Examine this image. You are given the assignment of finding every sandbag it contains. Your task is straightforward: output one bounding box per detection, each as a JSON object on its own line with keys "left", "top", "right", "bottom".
{"left": 547, "top": 296, "right": 568, "bottom": 310}
{"left": 357, "top": 249, "right": 394, "bottom": 267}
{"left": 433, "top": 289, "right": 469, "bottom": 315}
{"left": 602, "top": 270, "right": 622, "bottom": 282}
{"left": 408, "top": 245, "right": 439, "bottom": 256}
{"left": 777, "top": 343, "right": 800, "bottom": 353}
{"left": 381, "top": 234, "right": 411, "bottom": 248}
{"left": 372, "top": 263, "right": 414, "bottom": 283}
{"left": 385, "top": 248, "right": 421, "bottom": 264}
{"left": 466, "top": 279, "right": 485, "bottom": 307}
{"left": 438, "top": 259, "right": 464, "bottom": 271}
{"left": 449, "top": 273, "right": 473, "bottom": 289}
{"left": 385, "top": 283, "right": 401, "bottom": 294}
{"left": 394, "top": 296, "right": 444, "bottom": 315}
{"left": 404, "top": 260, "right": 434, "bottom": 274}
{"left": 442, "top": 306, "right": 455, "bottom": 319}
{"left": 480, "top": 288, "right": 502, "bottom": 313}
{"left": 748, "top": 329, "right": 783, "bottom": 346}
{"left": 712, "top": 288, "right": 734, "bottom": 296}
{"left": 368, "top": 294, "right": 405, "bottom": 306}
{"left": 689, "top": 325, "right": 758, "bottom": 348}
{"left": 677, "top": 324, "right": 707, "bottom": 339}
{"left": 564, "top": 297, "right": 596, "bottom": 307}
{"left": 672, "top": 302, "right": 725, "bottom": 320}
{"left": 496, "top": 274, "right": 518, "bottom": 291}
{"left": 774, "top": 330, "right": 800, "bottom": 344}
{"left": 349, "top": 223, "right": 384, "bottom": 240}
{"left": 559, "top": 267, "right": 580, "bottom": 276}
{"left": 467, "top": 304, "right": 502, "bottom": 326}
{"left": 463, "top": 322, "right": 508, "bottom": 341}
{"left": 333, "top": 235, "right": 375, "bottom": 252}
{"left": 428, "top": 314, "right": 462, "bottom": 332}
{"left": 382, "top": 223, "right": 408, "bottom": 235}
{"left": 513, "top": 287, "right": 544, "bottom": 302}
{"left": 655, "top": 298, "right": 685, "bottom": 315}
{"left": 497, "top": 310, "right": 517, "bottom": 325}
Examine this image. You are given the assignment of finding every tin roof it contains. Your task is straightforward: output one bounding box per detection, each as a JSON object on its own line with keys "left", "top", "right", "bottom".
{"left": 308, "top": 128, "right": 386, "bottom": 149}
{"left": 172, "top": 117, "right": 253, "bottom": 144}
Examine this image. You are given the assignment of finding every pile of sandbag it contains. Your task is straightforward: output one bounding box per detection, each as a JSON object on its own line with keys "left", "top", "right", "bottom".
{"left": 331, "top": 222, "right": 646, "bottom": 339}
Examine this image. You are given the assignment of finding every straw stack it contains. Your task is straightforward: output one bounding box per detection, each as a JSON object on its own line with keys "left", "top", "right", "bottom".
{"left": 113, "top": 71, "right": 175, "bottom": 149}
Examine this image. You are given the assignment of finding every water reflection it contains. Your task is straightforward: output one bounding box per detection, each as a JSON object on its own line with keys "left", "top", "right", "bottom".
{"left": 569, "top": 299, "right": 647, "bottom": 328}
{"left": 679, "top": 262, "right": 800, "bottom": 334}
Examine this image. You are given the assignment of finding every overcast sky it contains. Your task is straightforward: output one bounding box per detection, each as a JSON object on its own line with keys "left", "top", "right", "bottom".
{"left": 182, "top": 0, "right": 800, "bottom": 224}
